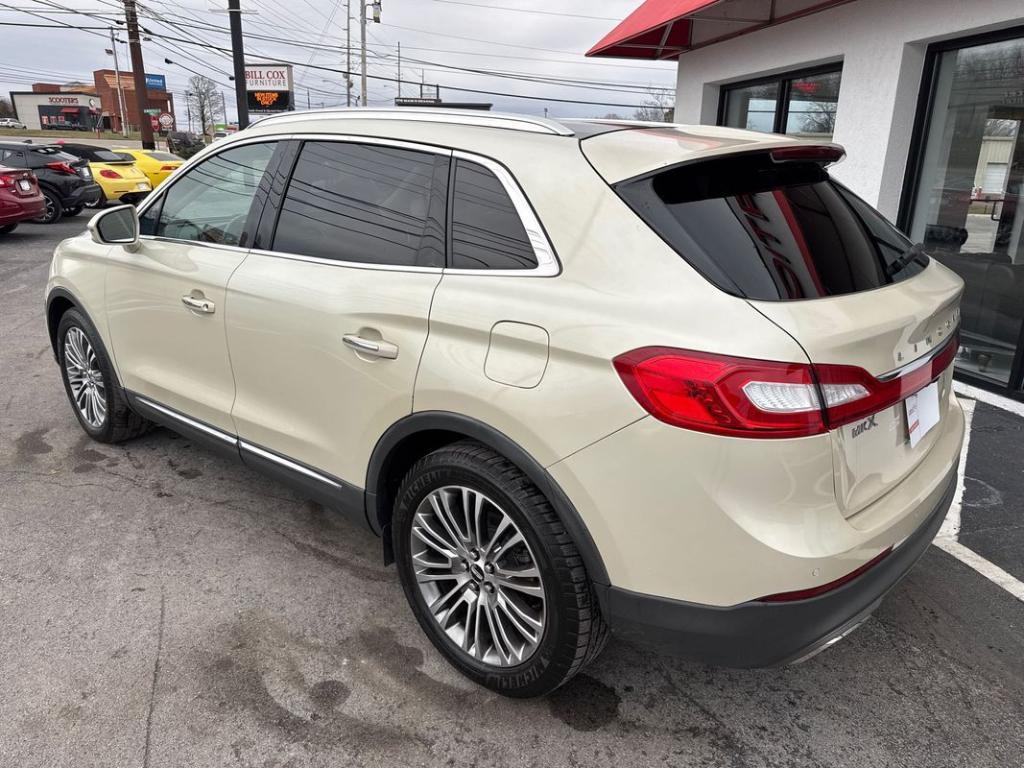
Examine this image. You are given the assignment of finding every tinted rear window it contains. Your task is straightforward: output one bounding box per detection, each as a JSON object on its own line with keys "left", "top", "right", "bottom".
{"left": 615, "top": 152, "right": 928, "bottom": 301}
{"left": 63, "top": 146, "right": 125, "bottom": 162}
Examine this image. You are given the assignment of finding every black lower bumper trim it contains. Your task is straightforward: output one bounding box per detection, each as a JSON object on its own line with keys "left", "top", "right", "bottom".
{"left": 597, "top": 469, "right": 957, "bottom": 668}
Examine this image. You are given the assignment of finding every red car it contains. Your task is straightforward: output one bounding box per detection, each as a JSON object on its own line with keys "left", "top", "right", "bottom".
{"left": 0, "top": 165, "right": 46, "bottom": 235}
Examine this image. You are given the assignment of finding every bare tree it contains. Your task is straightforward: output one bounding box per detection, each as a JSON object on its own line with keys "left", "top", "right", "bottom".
{"left": 186, "top": 75, "right": 219, "bottom": 140}
{"left": 632, "top": 89, "right": 674, "bottom": 122}
{"left": 601, "top": 112, "right": 624, "bottom": 120}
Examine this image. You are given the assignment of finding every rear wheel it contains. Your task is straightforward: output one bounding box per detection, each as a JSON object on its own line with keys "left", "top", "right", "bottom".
{"left": 393, "top": 441, "right": 608, "bottom": 698}
{"left": 83, "top": 193, "right": 104, "bottom": 210}
{"left": 56, "top": 309, "right": 150, "bottom": 443}
{"left": 32, "top": 189, "right": 62, "bottom": 224}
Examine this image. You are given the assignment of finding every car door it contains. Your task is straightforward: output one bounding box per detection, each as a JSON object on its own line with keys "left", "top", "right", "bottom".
{"left": 104, "top": 140, "right": 279, "bottom": 433}
{"left": 225, "top": 137, "right": 449, "bottom": 497}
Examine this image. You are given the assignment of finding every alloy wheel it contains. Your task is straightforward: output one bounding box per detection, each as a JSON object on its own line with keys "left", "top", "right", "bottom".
{"left": 410, "top": 485, "right": 546, "bottom": 667}
{"left": 63, "top": 327, "right": 107, "bottom": 429}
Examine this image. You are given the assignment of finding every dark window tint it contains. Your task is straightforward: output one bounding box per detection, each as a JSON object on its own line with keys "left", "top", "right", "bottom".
{"left": 272, "top": 141, "right": 448, "bottom": 267}
{"left": 62, "top": 146, "right": 125, "bottom": 162}
{"left": 146, "top": 151, "right": 182, "bottom": 162}
{"left": 450, "top": 160, "right": 536, "bottom": 270}
{"left": 149, "top": 142, "right": 275, "bottom": 246}
{"left": 615, "top": 152, "right": 927, "bottom": 301}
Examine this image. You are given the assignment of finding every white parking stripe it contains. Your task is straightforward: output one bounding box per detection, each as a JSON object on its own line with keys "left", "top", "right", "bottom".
{"left": 953, "top": 381, "right": 1024, "bottom": 419}
{"left": 934, "top": 393, "right": 1024, "bottom": 603}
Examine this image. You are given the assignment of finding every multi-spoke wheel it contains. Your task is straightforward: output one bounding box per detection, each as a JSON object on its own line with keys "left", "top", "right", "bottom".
{"left": 56, "top": 308, "right": 150, "bottom": 443}
{"left": 63, "top": 326, "right": 108, "bottom": 429}
{"left": 411, "top": 485, "right": 546, "bottom": 667}
{"left": 394, "top": 441, "right": 608, "bottom": 698}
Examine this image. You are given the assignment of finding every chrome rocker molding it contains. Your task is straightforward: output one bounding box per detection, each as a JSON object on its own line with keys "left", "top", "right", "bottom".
{"left": 126, "top": 393, "right": 366, "bottom": 528}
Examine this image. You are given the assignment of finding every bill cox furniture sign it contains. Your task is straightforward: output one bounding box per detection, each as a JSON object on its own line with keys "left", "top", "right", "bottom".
{"left": 245, "top": 64, "right": 294, "bottom": 113}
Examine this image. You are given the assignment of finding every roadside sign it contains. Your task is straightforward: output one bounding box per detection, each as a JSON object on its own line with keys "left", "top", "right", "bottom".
{"left": 157, "top": 112, "right": 174, "bottom": 130}
{"left": 145, "top": 74, "right": 167, "bottom": 92}
{"left": 245, "top": 63, "right": 294, "bottom": 114}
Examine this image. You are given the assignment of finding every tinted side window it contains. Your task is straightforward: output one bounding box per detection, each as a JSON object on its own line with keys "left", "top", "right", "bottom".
{"left": 272, "top": 141, "right": 448, "bottom": 267}
{"left": 450, "top": 160, "right": 537, "bottom": 270}
{"left": 152, "top": 142, "right": 275, "bottom": 246}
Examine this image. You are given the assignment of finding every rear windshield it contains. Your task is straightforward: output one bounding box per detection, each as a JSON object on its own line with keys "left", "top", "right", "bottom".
{"left": 615, "top": 152, "right": 928, "bottom": 301}
{"left": 64, "top": 146, "right": 126, "bottom": 162}
{"left": 29, "top": 147, "right": 80, "bottom": 163}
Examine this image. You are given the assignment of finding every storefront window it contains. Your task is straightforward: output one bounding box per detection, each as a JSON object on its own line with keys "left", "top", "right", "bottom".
{"left": 720, "top": 66, "right": 841, "bottom": 140}
{"left": 907, "top": 33, "right": 1024, "bottom": 388}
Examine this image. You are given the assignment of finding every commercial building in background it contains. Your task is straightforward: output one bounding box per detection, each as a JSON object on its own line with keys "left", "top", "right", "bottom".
{"left": 589, "top": 0, "right": 1024, "bottom": 399}
{"left": 9, "top": 69, "right": 174, "bottom": 133}
{"left": 245, "top": 63, "right": 294, "bottom": 115}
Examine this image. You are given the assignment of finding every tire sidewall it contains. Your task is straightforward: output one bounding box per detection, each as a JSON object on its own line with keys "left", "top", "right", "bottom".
{"left": 56, "top": 309, "right": 119, "bottom": 441}
{"left": 393, "top": 451, "right": 577, "bottom": 697}
{"left": 34, "top": 188, "right": 62, "bottom": 224}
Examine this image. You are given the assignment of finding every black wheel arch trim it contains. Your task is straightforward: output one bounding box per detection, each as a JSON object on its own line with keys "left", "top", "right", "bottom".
{"left": 365, "top": 411, "right": 610, "bottom": 587}
{"left": 46, "top": 286, "right": 85, "bottom": 361}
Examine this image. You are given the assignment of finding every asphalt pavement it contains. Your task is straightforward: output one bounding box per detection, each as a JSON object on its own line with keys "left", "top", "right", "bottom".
{"left": 2, "top": 217, "right": 1023, "bottom": 768}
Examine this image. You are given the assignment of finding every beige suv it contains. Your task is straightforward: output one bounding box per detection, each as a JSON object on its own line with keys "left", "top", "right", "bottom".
{"left": 46, "top": 109, "right": 965, "bottom": 697}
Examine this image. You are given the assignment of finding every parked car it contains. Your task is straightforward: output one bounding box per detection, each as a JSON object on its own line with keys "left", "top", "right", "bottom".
{"left": 112, "top": 148, "right": 184, "bottom": 188}
{"left": 0, "top": 141, "right": 101, "bottom": 223}
{"left": 0, "top": 164, "right": 46, "bottom": 233}
{"left": 58, "top": 143, "right": 152, "bottom": 208}
{"left": 46, "top": 110, "right": 965, "bottom": 698}
{"left": 0, "top": 117, "right": 27, "bottom": 130}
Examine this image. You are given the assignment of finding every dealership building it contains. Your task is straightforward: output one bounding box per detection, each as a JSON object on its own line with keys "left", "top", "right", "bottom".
{"left": 589, "top": 0, "right": 1024, "bottom": 398}
{"left": 9, "top": 69, "right": 175, "bottom": 133}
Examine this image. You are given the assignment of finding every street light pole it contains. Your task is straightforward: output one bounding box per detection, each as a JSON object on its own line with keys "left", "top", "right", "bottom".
{"left": 123, "top": 0, "right": 155, "bottom": 149}
{"left": 227, "top": 0, "right": 249, "bottom": 128}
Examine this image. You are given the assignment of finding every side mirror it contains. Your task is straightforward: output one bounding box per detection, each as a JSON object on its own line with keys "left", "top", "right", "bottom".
{"left": 88, "top": 204, "right": 140, "bottom": 252}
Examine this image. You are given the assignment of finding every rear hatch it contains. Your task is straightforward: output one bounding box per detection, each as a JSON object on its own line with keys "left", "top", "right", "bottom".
{"left": 594, "top": 130, "right": 963, "bottom": 517}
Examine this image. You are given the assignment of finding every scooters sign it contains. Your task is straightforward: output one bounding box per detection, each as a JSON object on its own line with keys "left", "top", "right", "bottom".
{"left": 245, "top": 63, "right": 294, "bottom": 114}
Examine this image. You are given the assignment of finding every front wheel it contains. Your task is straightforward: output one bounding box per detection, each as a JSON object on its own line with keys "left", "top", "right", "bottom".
{"left": 393, "top": 441, "right": 607, "bottom": 698}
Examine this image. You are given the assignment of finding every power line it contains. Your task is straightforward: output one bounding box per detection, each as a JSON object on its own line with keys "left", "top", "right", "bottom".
{"left": 430, "top": 0, "right": 621, "bottom": 21}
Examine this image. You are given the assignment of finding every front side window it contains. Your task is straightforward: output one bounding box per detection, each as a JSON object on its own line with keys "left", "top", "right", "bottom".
{"left": 721, "top": 67, "right": 842, "bottom": 140}
{"left": 142, "top": 142, "right": 275, "bottom": 246}
{"left": 272, "top": 141, "right": 448, "bottom": 267}
{"left": 616, "top": 152, "right": 927, "bottom": 302}
{"left": 450, "top": 159, "right": 537, "bottom": 270}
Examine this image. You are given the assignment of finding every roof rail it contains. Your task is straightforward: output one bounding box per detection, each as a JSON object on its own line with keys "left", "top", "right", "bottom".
{"left": 246, "top": 107, "right": 575, "bottom": 136}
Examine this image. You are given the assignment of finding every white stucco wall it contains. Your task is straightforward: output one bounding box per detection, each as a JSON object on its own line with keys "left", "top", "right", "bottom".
{"left": 673, "top": 0, "right": 1024, "bottom": 219}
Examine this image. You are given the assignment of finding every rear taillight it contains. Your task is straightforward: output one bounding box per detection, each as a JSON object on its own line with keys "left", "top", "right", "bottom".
{"left": 46, "top": 161, "right": 78, "bottom": 176}
{"left": 0, "top": 173, "right": 14, "bottom": 188}
{"left": 613, "top": 332, "right": 957, "bottom": 439}
{"left": 100, "top": 169, "right": 123, "bottom": 179}
{"left": 160, "top": 164, "right": 178, "bottom": 171}
{"left": 770, "top": 145, "right": 846, "bottom": 166}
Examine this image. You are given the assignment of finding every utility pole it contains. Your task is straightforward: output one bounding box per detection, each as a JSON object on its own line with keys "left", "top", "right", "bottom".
{"left": 123, "top": 0, "right": 154, "bottom": 148}
{"left": 359, "top": 0, "right": 367, "bottom": 107}
{"left": 109, "top": 27, "right": 129, "bottom": 136}
{"left": 184, "top": 92, "right": 192, "bottom": 133}
{"left": 227, "top": 0, "right": 249, "bottom": 128}
{"left": 307, "top": 90, "right": 311, "bottom": 109}
{"left": 345, "top": 0, "right": 352, "bottom": 106}
{"left": 397, "top": 42, "right": 401, "bottom": 99}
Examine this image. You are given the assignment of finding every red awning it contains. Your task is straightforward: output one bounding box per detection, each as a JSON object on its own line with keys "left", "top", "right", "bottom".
{"left": 587, "top": 0, "right": 856, "bottom": 60}
{"left": 60, "top": 107, "right": 81, "bottom": 114}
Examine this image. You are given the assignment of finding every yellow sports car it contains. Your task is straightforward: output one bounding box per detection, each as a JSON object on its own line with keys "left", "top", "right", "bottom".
{"left": 58, "top": 143, "right": 152, "bottom": 207}
{"left": 113, "top": 148, "right": 184, "bottom": 189}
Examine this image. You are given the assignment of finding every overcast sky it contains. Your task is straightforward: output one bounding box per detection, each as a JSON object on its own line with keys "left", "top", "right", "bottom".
{"left": 0, "top": 0, "right": 677, "bottom": 122}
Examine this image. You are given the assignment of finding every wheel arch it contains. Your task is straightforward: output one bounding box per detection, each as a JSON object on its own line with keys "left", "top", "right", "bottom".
{"left": 365, "top": 411, "right": 610, "bottom": 586}
{"left": 46, "top": 287, "right": 80, "bottom": 361}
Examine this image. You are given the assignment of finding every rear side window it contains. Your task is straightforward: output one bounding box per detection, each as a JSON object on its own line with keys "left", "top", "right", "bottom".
{"left": 272, "top": 141, "right": 448, "bottom": 268}
{"left": 450, "top": 159, "right": 537, "bottom": 270}
{"left": 64, "top": 146, "right": 124, "bottom": 162}
{"left": 615, "top": 152, "right": 927, "bottom": 301}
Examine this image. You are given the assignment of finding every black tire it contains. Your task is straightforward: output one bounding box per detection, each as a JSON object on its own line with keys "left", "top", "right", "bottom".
{"left": 393, "top": 440, "right": 608, "bottom": 698}
{"left": 64, "top": 206, "right": 84, "bottom": 216}
{"left": 32, "top": 188, "right": 63, "bottom": 224}
{"left": 56, "top": 308, "right": 150, "bottom": 443}
{"left": 0, "top": 223, "right": 16, "bottom": 235}
{"left": 83, "top": 192, "right": 105, "bottom": 210}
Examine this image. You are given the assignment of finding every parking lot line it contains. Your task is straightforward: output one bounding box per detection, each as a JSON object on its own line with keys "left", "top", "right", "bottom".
{"left": 935, "top": 393, "right": 1024, "bottom": 604}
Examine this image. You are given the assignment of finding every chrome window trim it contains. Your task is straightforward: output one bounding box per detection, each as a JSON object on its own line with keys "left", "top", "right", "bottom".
{"left": 247, "top": 107, "right": 574, "bottom": 136}
{"left": 134, "top": 396, "right": 237, "bottom": 446}
{"left": 239, "top": 440, "right": 346, "bottom": 490}
{"left": 448, "top": 149, "right": 560, "bottom": 277}
{"left": 136, "top": 133, "right": 561, "bottom": 278}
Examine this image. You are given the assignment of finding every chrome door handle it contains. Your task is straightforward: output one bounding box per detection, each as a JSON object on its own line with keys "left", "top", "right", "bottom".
{"left": 342, "top": 334, "right": 399, "bottom": 359}
{"left": 181, "top": 294, "right": 215, "bottom": 314}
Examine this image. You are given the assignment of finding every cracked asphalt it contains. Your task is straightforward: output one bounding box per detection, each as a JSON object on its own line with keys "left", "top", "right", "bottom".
{"left": 2, "top": 218, "right": 1024, "bottom": 768}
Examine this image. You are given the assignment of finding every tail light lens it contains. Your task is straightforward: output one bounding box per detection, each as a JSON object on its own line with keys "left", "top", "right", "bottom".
{"left": 160, "top": 164, "right": 178, "bottom": 171}
{"left": 100, "top": 169, "right": 123, "bottom": 179}
{"left": 46, "top": 161, "right": 79, "bottom": 176}
{"left": 0, "top": 172, "right": 14, "bottom": 188}
{"left": 770, "top": 145, "right": 846, "bottom": 166}
{"left": 613, "top": 332, "right": 958, "bottom": 439}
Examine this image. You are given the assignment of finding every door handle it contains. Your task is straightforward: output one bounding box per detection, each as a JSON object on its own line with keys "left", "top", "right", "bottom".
{"left": 181, "top": 294, "right": 215, "bottom": 314}
{"left": 342, "top": 334, "right": 399, "bottom": 360}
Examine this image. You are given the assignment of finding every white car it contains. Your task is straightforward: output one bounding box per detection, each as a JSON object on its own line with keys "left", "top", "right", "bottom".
{"left": 47, "top": 108, "right": 964, "bottom": 697}
{"left": 0, "top": 118, "right": 27, "bottom": 130}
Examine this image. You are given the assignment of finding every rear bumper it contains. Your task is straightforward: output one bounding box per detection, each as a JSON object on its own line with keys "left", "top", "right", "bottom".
{"left": 0, "top": 195, "right": 45, "bottom": 223}
{"left": 597, "top": 468, "right": 956, "bottom": 667}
